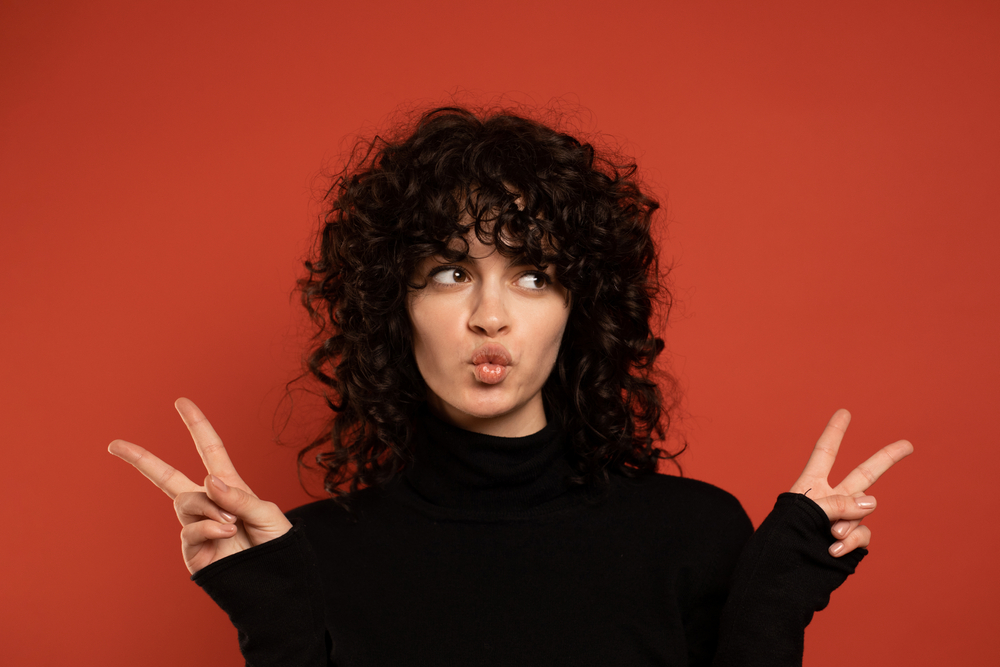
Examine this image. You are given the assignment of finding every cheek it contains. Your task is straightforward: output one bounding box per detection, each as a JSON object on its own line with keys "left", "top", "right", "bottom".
{"left": 532, "top": 305, "right": 571, "bottom": 361}
{"left": 408, "top": 300, "right": 452, "bottom": 372}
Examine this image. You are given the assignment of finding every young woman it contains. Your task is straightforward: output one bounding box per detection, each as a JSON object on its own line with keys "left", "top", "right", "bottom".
{"left": 109, "top": 107, "right": 912, "bottom": 666}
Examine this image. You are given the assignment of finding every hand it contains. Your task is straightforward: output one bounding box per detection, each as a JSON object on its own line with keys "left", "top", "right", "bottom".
{"left": 790, "top": 409, "right": 913, "bottom": 558}
{"left": 108, "top": 397, "right": 292, "bottom": 574}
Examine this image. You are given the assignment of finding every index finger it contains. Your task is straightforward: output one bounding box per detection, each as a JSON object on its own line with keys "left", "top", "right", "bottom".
{"left": 174, "top": 397, "right": 247, "bottom": 487}
{"left": 798, "top": 409, "right": 852, "bottom": 481}
{"left": 835, "top": 439, "right": 914, "bottom": 495}
{"left": 108, "top": 439, "right": 199, "bottom": 499}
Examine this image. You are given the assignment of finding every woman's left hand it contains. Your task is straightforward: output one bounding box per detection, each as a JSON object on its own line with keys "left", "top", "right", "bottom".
{"left": 789, "top": 409, "right": 913, "bottom": 558}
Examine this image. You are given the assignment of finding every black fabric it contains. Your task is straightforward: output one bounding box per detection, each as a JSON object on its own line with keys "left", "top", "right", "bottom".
{"left": 712, "top": 493, "right": 866, "bottom": 665}
{"left": 194, "top": 407, "right": 865, "bottom": 666}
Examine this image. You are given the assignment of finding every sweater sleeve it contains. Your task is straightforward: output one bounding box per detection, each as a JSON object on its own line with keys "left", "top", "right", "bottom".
{"left": 192, "top": 521, "right": 330, "bottom": 667}
{"left": 712, "top": 492, "right": 866, "bottom": 667}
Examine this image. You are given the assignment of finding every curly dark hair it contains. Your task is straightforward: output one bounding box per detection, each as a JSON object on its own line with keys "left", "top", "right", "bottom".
{"left": 297, "top": 105, "right": 683, "bottom": 501}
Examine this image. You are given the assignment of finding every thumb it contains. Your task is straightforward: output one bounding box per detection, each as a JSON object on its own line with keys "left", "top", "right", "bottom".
{"left": 811, "top": 493, "right": 877, "bottom": 522}
{"left": 205, "top": 475, "right": 286, "bottom": 530}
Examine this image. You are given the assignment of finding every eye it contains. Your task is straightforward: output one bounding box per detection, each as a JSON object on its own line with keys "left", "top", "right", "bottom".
{"left": 430, "top": 267, "right": 469, "bottom": 285}
{"left": 516, "top": 271, "right": 551, "bottom": 290}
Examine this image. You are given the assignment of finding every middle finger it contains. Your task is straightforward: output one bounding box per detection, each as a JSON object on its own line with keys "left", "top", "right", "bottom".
{"left": 174, "top": 398, "right": 246, "bottom": 487}
{"left": 835, "top": 439, "right": 914, "bottom": 495}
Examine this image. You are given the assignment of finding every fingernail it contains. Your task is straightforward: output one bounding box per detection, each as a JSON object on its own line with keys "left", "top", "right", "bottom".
{"left": 830, "top": 542, "right": 845, "bottom": 556}
{"left": 220, "top": 511, "right": 237, "bottom": 522}
{"left": 210, "top": 475, "right": 229, "bottom": 493}
{"left": 832, "top": 520, "right": 850, "bottom": 538}
{"left": 854, "top": 495, "right": 876, "bottom": 509}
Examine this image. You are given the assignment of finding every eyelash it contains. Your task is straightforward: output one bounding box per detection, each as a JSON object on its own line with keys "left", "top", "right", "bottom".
{"left": 428, "top": 266, "right": 468, "bottom": 283}
{"left": 428, "top": 266, "right": 552, "bottom": 289}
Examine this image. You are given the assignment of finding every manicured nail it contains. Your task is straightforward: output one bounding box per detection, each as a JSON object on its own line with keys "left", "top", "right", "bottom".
{"left": 830, "top": 542, "right": 845, "bottom": 556}
{"left": 832, "top": 520, "right": 850, "bottom": 538}
{"left": 854, "top": 495, "right": 876, "bottom": 509}
{"left": 220, "top": 511, "right": 237, "bottom": 522}
{"left": 210, "top": 475, "right": 229, "bottom": 492}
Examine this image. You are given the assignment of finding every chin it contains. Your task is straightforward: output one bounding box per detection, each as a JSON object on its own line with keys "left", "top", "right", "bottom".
{"left": 455, "top": 397, "right": 518, "bottom": 420}
{"left": 436, "top": 388, "right": 521, "bottom": 421}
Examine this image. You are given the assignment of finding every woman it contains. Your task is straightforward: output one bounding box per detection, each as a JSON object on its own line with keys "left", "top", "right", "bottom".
{"left": 109, "top": 106, "right": 912, "bottom": 666}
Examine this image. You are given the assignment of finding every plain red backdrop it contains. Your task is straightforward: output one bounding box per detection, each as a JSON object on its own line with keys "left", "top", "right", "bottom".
{"left": 2, "top": 1, "right": 997, "bottom": 664}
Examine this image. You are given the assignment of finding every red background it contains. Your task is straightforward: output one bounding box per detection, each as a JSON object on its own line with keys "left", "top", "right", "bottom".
{"left": 2, "top": 1, "right": 997, "bottom": 664}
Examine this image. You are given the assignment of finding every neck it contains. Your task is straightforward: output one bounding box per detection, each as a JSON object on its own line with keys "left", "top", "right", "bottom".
{"left": 399, "top": 403, "right": 574, "bottom": 514}
{"left": 426, "top": 395, "right": 548, "bottom": 437}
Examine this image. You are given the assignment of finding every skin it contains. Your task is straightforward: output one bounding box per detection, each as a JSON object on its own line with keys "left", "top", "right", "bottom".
{"left": 108, "top": 398, "right": 292, "bottom": 575}
{"left": 108, "top": 244, "right": 913, "bottom": 576}
{"left": 406, "top": 231, "right": 571, "bottom": 437}
{"left": 789, "top": 409, "right": 913, "bottom": 556}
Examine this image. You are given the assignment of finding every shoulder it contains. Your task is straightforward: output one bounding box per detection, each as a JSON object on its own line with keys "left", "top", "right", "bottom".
{"left": 285, "top": 497, "right": 342, "bottom": 523}
{"left": 618, "top": 472, "right": 747, "bottom": 516}
{"left": 613, "top": 472, "right": 754, "bottom": 540}
{"left": 284, "top": 485, "right": 391, "bottom": 531}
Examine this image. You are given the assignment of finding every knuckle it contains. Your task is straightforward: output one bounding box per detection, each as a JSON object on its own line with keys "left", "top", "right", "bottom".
{"left": 816, "top": 443, "right": 838, "bottom": 457}
{"left": 200, "top": 441, "right": 227, "bottom": 457}
{"left": 156, "top": 465, "right": 178, "bottom": 488}
{"left": 173, "top": 492, "right": 195, "bottom": 515}
{"left": 227, "top": 488, "right": 253, "bottom": 511}
{"left": 857, "top": 464, "right": 878, "bottom": 486}
{"left": 174, "top": 490, "right": 206, "bottom": 513}
{"left": 181, "top": 519, "right": 222, "bottom": 544}
{"left": 832, "top": 520, "right": 851, "bottom": 538}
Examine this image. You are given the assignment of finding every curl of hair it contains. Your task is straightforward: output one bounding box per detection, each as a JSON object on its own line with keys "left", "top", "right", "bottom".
{"left": 297, "top": 105, "right": 683, "bottom": 503}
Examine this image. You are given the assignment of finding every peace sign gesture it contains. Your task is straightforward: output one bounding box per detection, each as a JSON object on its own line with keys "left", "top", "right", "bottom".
{"left": 108, "top": 398, "right": 292, "bottom": 574}
{"left": 790, "top": 409, "right": 913, "bottom": 558}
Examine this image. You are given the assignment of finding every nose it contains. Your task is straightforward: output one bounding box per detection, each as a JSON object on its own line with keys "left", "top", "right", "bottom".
{"left": 468, "top": 280, "right": 510, "bottom": 337}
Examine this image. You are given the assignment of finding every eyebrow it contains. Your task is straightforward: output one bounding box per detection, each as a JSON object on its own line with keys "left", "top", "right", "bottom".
{"left": 504, "top": 252, "right": 547, "bottom": 268}
{"left": 452, "top": 253, "right": 550, "bottom": 270}
{"left": 433, "top": 247, "right": 551, "bottom": 268}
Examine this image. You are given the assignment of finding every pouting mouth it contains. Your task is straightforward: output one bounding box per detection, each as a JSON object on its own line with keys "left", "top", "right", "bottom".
{"left": 470, "top": 343, "right": 512, "bottom": 366}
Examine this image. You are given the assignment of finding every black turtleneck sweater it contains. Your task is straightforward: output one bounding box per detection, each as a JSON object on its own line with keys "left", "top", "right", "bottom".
{"left": 194, "top": 409, "right": 865, "bottom": 666}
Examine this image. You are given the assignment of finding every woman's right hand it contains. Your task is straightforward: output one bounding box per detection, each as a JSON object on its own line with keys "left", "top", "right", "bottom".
{"left": 108, "top": 397, "right": 292, "bottom": 574}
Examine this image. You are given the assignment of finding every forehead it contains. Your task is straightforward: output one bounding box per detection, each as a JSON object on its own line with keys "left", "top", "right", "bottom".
{"left": 436, "top": 225, "right": 556, "bottom": 262}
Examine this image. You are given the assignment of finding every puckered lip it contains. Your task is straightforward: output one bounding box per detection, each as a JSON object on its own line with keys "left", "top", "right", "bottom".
{"left": 470, "top": 342, "right": 512, "bottom": 366}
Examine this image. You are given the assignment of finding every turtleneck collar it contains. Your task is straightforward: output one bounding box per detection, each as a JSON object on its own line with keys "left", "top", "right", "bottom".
{"left": 398, "top": 403, "right": 576, "bottom": 516}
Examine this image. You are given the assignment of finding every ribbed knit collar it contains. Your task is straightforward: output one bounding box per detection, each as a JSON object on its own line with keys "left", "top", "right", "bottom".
{"left": 399, "top": 404, "right": 576, "bottom": 515}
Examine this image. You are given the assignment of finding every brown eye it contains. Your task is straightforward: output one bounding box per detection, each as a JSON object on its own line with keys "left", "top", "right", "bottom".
{"left": 516, "top": 271, "right": 549, "bottom": 290}
{"left": 430, "top": 267, "right": 468, "bottom": 285}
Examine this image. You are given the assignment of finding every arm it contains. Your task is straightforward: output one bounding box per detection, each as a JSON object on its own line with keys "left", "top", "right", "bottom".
{"left": 713, "top": 410, "right": 913, "bottom": 667}
{"left": 193, "top": 521, "right": 330, "bottom": 666}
